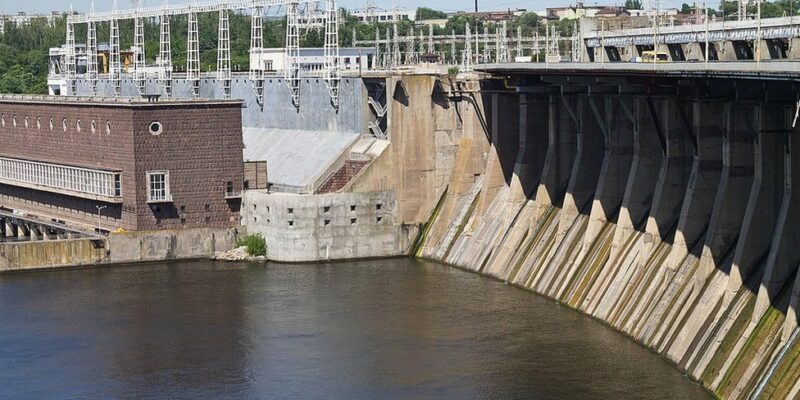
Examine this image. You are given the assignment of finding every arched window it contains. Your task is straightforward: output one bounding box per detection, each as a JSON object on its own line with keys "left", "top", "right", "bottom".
{"left": 76, "top": 119, "right": 82, "bottom": 132}
{"left": 62, "top": 118, "right": 68, "bottom": 132}
{"left": 12, "top": 115, "right": 16, "bottom": 128}
{"left": 1, "top": 115, "right": 5, "bottom": 127}
{"left": 49, "top": 117, "right": 54, "bottom": 131}
{"left": 23, "top": 116, "right": 28, "bottom": 129}
{"left": 106, "top": 121, "right": 112, "bottom": 135}
{"left": 91, "top": 120, "right": 97, "bottom": 134}
{"left": 36, "top": 117, "right": 41, "bottom": 130}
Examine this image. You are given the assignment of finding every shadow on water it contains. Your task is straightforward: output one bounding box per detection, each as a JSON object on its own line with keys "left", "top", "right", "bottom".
{"left": 0, "top": 259, "right": 711, "bottom": 399}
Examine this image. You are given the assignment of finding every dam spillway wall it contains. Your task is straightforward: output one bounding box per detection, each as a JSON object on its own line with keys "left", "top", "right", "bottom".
{"left": 360, "top": 73, "right": 800, "bottom": 399}
{"left": 73, "top": 76, "right": 368, "bottom": 133}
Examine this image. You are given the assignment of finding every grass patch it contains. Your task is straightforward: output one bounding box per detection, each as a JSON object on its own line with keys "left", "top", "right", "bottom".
{"left": 236, "top": 233, "right": 267, "bottom": 257}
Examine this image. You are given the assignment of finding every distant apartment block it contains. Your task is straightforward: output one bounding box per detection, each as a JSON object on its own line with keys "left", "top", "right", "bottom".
{"left": 0, "top": 11, "right": 65, "bottom": 33}
{"left": 250, "top": 47, "right": 375, "bottom": 73}
{"left": 0, "top": 96, "right": 244, "bottom": 232}
{"left": 351, "top": 8, "right": 416, "bottom": 23}
{"left": 449, "top": 9, "right": 529, "bottom": 23}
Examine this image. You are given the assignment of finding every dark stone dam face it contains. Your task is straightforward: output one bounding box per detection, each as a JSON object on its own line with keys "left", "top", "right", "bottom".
{"left": 0, "top": 259, "right": 710, "bottom": 399}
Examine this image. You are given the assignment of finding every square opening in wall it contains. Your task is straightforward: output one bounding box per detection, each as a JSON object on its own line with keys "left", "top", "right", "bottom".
{"left": 376, "top": 204, "right": 382, "bottom": 211}
{"left": 288, "top": 208, "right": 294, "bottom": 214}
{"left": 324, "top": 206, "right": 330, "bottom": 213}
{"left": 376, "top": 216, "right": 383, "bottom": 223}
{"left": 289, "top": 220, "right": 294, "bottom": 226}
{"left": 350, "top": 205, "right": 356, "bottom": 212}
{"left": 350, "top": 218, "right": 357, "bottom": 225}
{"left": 324, "top": 219, "right": 331, "bottom": 226}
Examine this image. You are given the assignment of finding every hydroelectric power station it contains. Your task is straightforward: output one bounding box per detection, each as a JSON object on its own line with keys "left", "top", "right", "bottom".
{"left": 0, "top": 0, "right": 798, "bottom": 398}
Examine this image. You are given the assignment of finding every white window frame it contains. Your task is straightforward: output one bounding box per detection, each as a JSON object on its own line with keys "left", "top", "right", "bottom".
{"left": 146, "top": 171, "right": 172, "bottom": 203}
{"left": 0, "top": 156, "right": 121, "bottom": 200}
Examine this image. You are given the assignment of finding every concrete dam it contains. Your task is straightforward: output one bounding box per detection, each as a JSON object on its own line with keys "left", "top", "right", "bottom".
{"left": 350, "top": 68, "right": 799, "bottom": 399}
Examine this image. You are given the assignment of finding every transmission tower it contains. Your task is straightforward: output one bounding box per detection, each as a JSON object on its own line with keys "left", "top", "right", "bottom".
{"left": 284, "top": 2, "right": 300, "bottom": 107}
{"left": 187, "top": 6, "right": 200, "bottom": 98}
{"left": 323, "top": 0, "right": 339, "bottom": 108}
{"left": 250, "top": 6, "right": 264, "bottom": 106}
{"left": 159, "top": 0, "right": 172, "bottom": 97}
{"left": 739, "top": 0, "right": 748, "bottom": 20}
{"left": 110, "top": 0, "right": 122, "bottom": 97}
{"left": 217, "top": 7, "right": 231, "bottom": 99}
{"left": 133, "top": 0, "right": 145, "bottom": 95}
{"left": 87, "top": 1, "right": 98, "bottom": 96}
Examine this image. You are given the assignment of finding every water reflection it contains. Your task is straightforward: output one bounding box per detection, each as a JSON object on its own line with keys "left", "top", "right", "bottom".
{"left": 0, "top": 259, "right": 711, "bottom": 399}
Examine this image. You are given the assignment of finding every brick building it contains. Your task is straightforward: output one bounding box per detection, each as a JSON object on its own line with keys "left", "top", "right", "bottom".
{"left": 0, "top": 95, "right": 244, "bottom": 232}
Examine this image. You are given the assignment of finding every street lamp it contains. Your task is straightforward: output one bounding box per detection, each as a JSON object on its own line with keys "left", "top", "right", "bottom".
{"left": 95, "top": 205, "right": 107, "bottom": 233}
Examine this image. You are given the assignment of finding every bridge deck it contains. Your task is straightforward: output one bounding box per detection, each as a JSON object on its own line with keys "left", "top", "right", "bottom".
{"left": 477, "top": 61, "right": 800, "bottom": 81}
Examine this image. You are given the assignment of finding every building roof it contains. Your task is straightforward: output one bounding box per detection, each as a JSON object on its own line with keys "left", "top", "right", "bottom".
{"left": 596, "top": 7, "right": 630, "bottom": 16}
{"left": 0, "top": 94, "right": 243, "bottom": 108}
{"left": 242, "top": 127, "right": 360, "bottom": 193}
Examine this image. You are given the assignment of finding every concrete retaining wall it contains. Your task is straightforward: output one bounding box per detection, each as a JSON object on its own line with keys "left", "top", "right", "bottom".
{"left": 0, "top": 239, "right": 107, "bottom": 272}
{"left": 0, "top": 227, "right": 242, "bottom": 273}
{"left": 242, "top": 190, "right": 416, "bottom": 262}
{"left": 107, "top": 227, "right": 241, "bottom": 264}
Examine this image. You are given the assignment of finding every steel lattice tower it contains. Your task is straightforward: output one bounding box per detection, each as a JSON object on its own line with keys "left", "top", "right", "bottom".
{"left": 285, "top": 2, "right": 300, "bottom": 107}
{"left": 159, "top": 5, "right": 173, "bottom": 98}
{"left": 250, "top": 6, "right": 265, "bottom": 106}
{"left": 217, "top": 8, "right": 231, "bottom": 99}
{"left": 87, "top": 1, "right": 98, "bottom": 96}
{"left": 323, "top": 0, "right": 340, "bottom": 108}
{"left": 187, "top": 7, "right": 200, "bottom": 98}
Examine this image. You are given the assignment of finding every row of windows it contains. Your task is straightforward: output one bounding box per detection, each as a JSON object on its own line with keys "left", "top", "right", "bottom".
{"left": 1, "top": 115, "right": 111, "bottom": 134}
{"left": 253, "top": 216, "right": 385, "bottom": 226}
{"left": 252, "top": 203, "right": 384, "bottom": 214}
{"left": 0, "top": 156, "right": 121, "bottom": 198}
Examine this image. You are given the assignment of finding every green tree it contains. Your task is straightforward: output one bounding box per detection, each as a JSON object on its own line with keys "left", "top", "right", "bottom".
{"left": 445, "top": 14, "right": 482, "bottom": 35}
{"left": 416, "top": 7, "right": 447, "bottom": 20}
{"left": 624, "top": 0, "right": 643, "bottom": 9}
{"left": 509, "top": 12, "right": 541, "bottom": 36}
{"left": 719, "top": 0, "right": 739, "bottom": 18}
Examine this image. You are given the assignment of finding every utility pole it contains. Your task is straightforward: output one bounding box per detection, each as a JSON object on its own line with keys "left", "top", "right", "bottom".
{"left": 704, "top": 2, "right": 709, "bottom": 67}
{"left": 756, "top": 0, "right": 762, "bottom": 69}
{"left": 95, "top": 205, "right": 107, "bottom": 233}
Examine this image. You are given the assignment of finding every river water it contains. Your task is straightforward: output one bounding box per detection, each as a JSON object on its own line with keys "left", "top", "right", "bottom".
{"left": 0, "top": 259, "right": 711, "bottom": 399}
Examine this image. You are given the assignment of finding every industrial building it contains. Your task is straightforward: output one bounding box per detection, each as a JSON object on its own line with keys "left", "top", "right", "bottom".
{"left": 251, "top": 47, "right": 375, "bottom": 73}
{"left": 0, "top": 95, "right": 244, "bottom": 233}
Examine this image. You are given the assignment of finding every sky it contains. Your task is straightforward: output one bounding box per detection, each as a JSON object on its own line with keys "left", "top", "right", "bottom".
{"left": 3, "top": 0, "right": 693, "bottom": 15}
